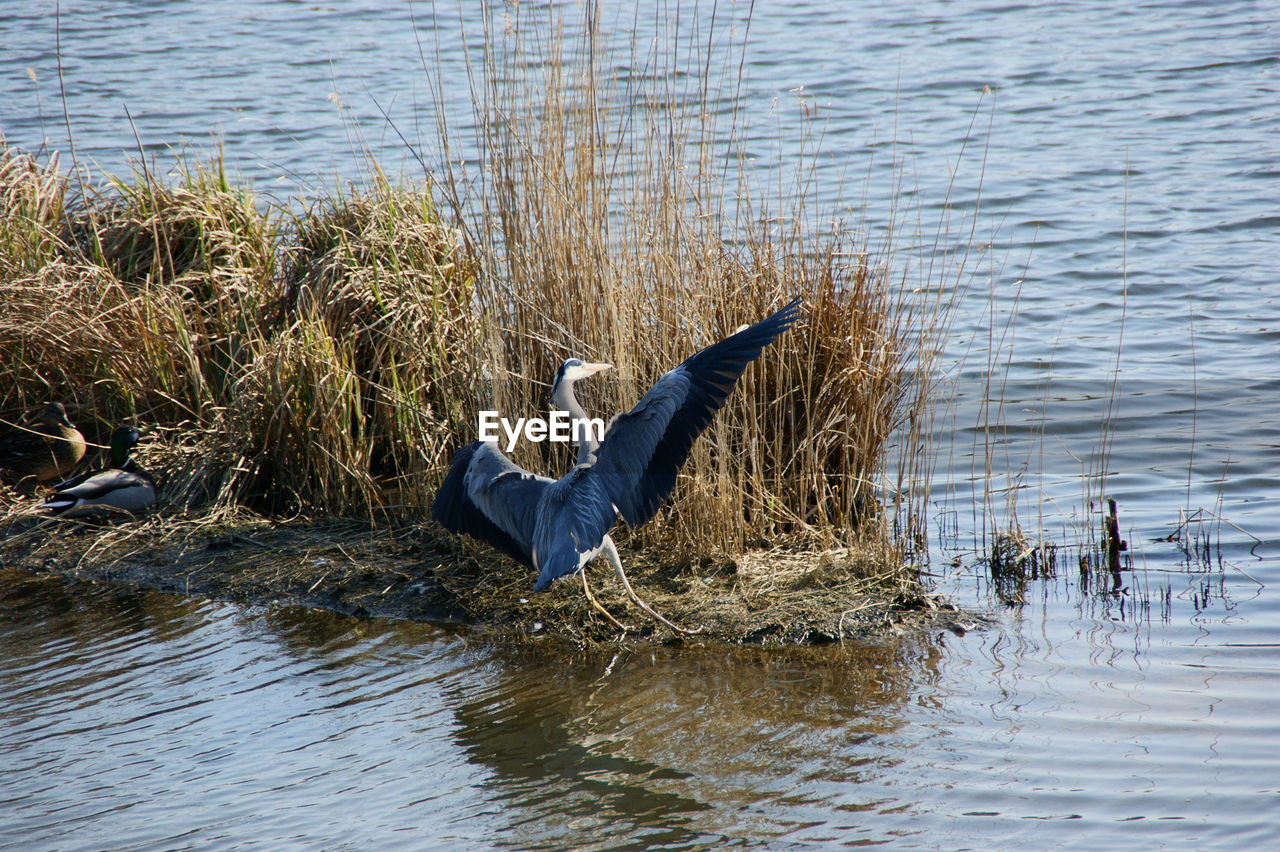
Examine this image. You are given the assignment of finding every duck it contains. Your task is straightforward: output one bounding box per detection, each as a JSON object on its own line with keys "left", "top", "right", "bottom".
{"left": 0, "top": 402, "right": 86, "bottom": 484}
{"left": 40, "top": 425, "right": 156, "bottom": 518}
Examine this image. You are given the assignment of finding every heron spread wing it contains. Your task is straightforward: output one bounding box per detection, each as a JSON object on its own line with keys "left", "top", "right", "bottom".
{"left": 593, "top": 297, "right": 802, "bottom": 528}
{"left": 431, "top": 441, "right": 552, "bottom": 568}
{"left": 432, "top": 298, "right": 800, "bottom": 594}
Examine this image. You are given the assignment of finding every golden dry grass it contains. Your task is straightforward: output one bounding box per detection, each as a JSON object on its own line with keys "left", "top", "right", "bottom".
{"left": 0, "top": 145, "right": 477, "bottom": 517}
{"left": 0, "top": 8, "right": 947, "bottom": 640}
{"left": 432, "top": 5, "right": 934, "bottom": 564}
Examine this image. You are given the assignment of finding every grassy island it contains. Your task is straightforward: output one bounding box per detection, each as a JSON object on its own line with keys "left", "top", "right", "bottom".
{"left": 0, "top": 12, "right": 957, "bottom": 643}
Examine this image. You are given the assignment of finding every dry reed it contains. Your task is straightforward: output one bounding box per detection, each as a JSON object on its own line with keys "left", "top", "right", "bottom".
{"left": 0, "top": 143, "right": 476, "bottom": 517}
{"left": 431, "top": 5, "right": 933, "bottom": 565}
{"left": 1, "top": 5, "right": 945, "bottom": 636}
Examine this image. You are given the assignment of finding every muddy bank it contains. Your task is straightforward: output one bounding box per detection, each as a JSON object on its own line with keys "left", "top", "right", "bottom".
{"left": 0, "top": 510, "right": 976, "bottom": 645}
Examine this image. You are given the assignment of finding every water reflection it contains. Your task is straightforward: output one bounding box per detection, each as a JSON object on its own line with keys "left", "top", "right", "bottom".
{"left": 0, "top": 569, "right": 952, "bottom": 850}
{"left": 448, "top": 639, "right": 942, "bottom": 849}
{"left": 5, "top": 550, "right": 1280, "bottom": 851}
{"left": 1, "top": 571, "right": 484, "bottom": 850}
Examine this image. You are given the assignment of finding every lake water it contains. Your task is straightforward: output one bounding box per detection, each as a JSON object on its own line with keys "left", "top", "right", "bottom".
{"left": 1, "top": 1, "right": 1277, "bottom": 849}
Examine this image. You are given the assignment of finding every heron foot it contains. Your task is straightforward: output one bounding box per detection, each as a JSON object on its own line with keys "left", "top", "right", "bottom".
{"left": 602, "top": 537, "right": 702, "bottom": 635}
{"left": 582, "top": 568, "right": 632, "bottom": 633}
{"left": 622, "top": 581, "right": 703, "bottom": 635}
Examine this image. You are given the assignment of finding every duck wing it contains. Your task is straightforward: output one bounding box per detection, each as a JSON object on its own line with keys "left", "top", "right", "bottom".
{"left": 42, "top": 469, "right": 155, "bottom": 516}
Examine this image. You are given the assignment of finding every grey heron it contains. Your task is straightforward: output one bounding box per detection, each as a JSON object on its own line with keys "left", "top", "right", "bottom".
{"left": 431, "top": 297, "right": 801, "bottom": 631}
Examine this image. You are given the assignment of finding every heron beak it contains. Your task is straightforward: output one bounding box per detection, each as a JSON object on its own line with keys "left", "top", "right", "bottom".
{"left": 583, "top": 362, "right": 612, "bottom": 375}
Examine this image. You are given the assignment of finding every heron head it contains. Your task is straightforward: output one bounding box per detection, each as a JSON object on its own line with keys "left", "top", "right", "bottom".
{"left": 549, "top": 358, "right": 612, "bottom": 407}
{"left": 553, "top": 358, "right": 612, "bottom": 388}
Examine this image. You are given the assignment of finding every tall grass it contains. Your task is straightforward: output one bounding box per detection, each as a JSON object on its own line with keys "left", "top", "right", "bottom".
{"left": 0, "top": 143, "right": 478, "bottom": 517}
{"left": 429, "top": 5, "right": 935, "bottom": 559}
{"left": 1, "top": 4, "right": 942, "bottom": 568}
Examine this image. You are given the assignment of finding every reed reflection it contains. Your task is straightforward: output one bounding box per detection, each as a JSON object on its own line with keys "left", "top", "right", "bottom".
{"left": 0, "top": 567, "right": 214, "bottom": 680}
{"left": 447, "top": 637, "right": 944, "bottom": 848}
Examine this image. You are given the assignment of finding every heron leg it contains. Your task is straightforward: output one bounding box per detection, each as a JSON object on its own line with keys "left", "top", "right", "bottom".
{"left": 602, "top": 535, "right": 702, "bottom": 635}
{"left": 581, "top": 564, "right": 631, "bottom": 633}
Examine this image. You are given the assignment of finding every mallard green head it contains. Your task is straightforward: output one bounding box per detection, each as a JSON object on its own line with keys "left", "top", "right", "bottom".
{"left": 108, "top": 426, "right": 143, "bottom": 468}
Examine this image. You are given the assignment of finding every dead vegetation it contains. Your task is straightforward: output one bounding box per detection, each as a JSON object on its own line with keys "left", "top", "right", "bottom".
{"left": 0, "top": 7, "right": 950, "bottom": 643}
{"left": 0, "top": 503, "right": 943, "bottom": 643}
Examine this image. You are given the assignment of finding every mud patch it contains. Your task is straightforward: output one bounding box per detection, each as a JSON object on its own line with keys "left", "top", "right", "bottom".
{"left": 0, "top": 505, "right": 974, "bottom": 645}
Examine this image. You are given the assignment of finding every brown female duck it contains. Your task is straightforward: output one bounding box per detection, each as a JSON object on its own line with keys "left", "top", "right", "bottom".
{"left": 0, "top": 403, "right": 86, "bottom": 484}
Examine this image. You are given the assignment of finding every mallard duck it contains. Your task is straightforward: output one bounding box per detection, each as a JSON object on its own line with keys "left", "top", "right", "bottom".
{"left": 0, "top": 402, "right": 86, "bottom": 484}
{"left": 41, "top": 425, "right": 156, "bottom": 518}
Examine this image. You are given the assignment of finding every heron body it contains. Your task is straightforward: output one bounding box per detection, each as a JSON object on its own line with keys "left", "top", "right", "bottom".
{"left": 41, "top": 425, "right": 156, "bottom": 518}
{"left": 432, "top": 298, "right": 801, "bottom": 624}
{"left": 0, "top": 403, "right": 86, "bottom": 484}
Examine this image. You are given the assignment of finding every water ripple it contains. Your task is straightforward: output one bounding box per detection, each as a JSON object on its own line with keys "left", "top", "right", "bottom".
{"left": 2, "top": 0, "right": 1278, "bottom": 848}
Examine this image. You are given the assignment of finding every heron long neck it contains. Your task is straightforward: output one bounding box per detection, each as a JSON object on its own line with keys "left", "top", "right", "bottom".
{"left": 551, "top": 378, "right": 598, "bottom": 465}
